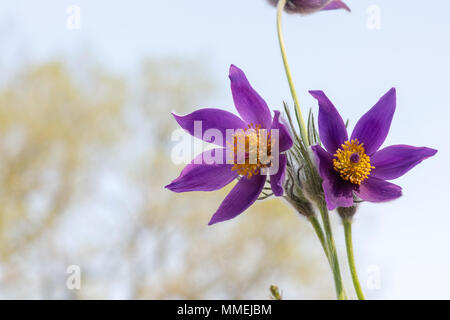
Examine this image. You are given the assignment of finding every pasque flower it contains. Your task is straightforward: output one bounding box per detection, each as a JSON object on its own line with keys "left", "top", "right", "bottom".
{"left": 267, "top": 0, "right": 350, "bottom": 14}
{"left": 166, "top": 65, "right": 293, "bottom": 225}
{"left": 310, "top": 88, "right": 437, "bottom": 210}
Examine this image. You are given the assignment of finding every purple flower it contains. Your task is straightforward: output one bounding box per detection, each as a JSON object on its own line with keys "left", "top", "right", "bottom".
{"left": 267, "top": 0, "right": 350, "bottom": 15}
{"left": 165, "top": 65, "right": 293, "bottom": 225}
{"left": 310, "top": 88, "right": 437, "bottom": 210}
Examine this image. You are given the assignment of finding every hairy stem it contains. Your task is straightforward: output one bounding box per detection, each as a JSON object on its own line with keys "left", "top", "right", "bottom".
{"left": 276, "top": 0, "right": 309, "bottom": 146}
{"left": 343, "top": 218, "right": 365, "bottom": 300}
{"left": 318, "top": 202, "right": 347, "bottom": 300}
{"left": 308, "top": 215, "right": 330, "bottom": 262}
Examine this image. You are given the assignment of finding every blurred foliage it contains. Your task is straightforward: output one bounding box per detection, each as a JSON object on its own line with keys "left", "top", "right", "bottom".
{"left": 0, "top": 57, "right": 331, "bottom": 299}
{"left": 0, "top": 61, "right": 124, "bottom": 260}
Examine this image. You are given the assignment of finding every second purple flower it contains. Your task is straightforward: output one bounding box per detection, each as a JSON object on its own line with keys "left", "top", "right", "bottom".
{"left": 310, "top": 88, "right": 437, "bottom": 210}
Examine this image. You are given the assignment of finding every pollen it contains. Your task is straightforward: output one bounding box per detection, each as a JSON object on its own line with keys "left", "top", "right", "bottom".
{"left": 227, "top": 123, "right": 273, "bottom": 178}
{"left": 333, "top": 139, "right": 374, "bottom": 185}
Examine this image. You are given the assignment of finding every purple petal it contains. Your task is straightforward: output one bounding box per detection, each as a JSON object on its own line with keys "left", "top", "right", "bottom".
{"left": 271, "top": 111, "right": 293, "bottom": 152}
{"left": 173, "top": 108, "right": 246, "bottom": 147}
{"left": 356, "top": 176, "right": 402, "bottom": 203}
{"left": 165, "top": 148, "right": 237, "bottom": 192}
{"left": 229, "top": 65, "right": 272, "bottom": 129}
{"left": 322, "top": 0, "right": 351, "bottom": 12}
{"left": 270, "top": 154, "right": 287, "bottom": 197}
{"left": 311, "top": 145, "right": 354, "bottom": 210}
{"left": 350, "top": 88, "right": 396, "bottom": 155}
{"left": 208, "top": 174, "right": 266, "bottom": 225}
{"left": 267, "top": 0, "right": 349, "bottom": 14}
{"left": 310, "top": 90, "right": 348, "bottom": 154}
{"left": 371, "top": 145, "right": 437, "bottom": 180}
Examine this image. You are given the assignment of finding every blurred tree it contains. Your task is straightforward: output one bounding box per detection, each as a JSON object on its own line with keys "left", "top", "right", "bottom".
{"left": 0, "top": 58, "right": 330, "bottom": 299}
{"left": 0, "top": 61, "right": 125, "bottom": 285}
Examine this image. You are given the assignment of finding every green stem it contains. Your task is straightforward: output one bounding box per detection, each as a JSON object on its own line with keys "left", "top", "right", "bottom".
{"left": 308, "top": 215, "right": 330, "bottom": 262}
{"left": 343, "top": 218, "right": 365, "bottom": 300}
{"left": 276, "top": 0, "right": 309, "bottom": 146}
{"left": 318, "top": 202, "right": 347, "bottom": 300}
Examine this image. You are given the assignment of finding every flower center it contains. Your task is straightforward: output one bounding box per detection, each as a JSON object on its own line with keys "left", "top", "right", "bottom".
{"left": 227, "top": 123, "right": 273, "bottom": 178}
{"left": 333, "top": 139, "right": 374, "bottom": 185}
{"left": 350, "top": 152, "right": 360, "bottom": 163}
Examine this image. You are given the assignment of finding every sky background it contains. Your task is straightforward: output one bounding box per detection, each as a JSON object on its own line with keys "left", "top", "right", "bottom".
{"left": 1, "top": 0, "right": 449, "bottom": 299}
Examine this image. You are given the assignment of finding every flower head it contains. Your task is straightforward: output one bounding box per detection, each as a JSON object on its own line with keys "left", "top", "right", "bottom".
{"left": 310, "top": 88, "right": 437, "bottom": 210}
{"left": 267, "top": 0, "right": 350, "bottom": 15}
{"left": 166, "top": 65, "right": 293, "bottom": 225}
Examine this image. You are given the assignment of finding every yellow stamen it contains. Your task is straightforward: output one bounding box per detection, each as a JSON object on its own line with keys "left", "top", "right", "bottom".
{"left": 333, "top": 139, "right": 374, "bottom": 185}
{"left": 227, "top": 123, "right": 273, "bottom": 178}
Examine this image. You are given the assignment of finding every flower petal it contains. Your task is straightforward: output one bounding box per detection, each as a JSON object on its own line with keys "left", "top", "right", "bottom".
{"left": 165, "top": 148, "right": 237, "bottom": 192}
{"left": 371, "top": 145, "right": 437, "bottom": 180}
{"left": 270, "top": 154, "right": 287, "bottom": 197}
{"left": 322, "top": 0, "right": 351, "bottom": 12}
{"left": 208, "top": 174, "right": 266, "bottom": 225}
{"left": 311, "top": 145, "right": 354, "bottom": 210}
{"left": 173, "top": 108, "right": 246, "bottom": 146}
{"left": 356, "top": 176, "right": 402, "bottom": 202}
{"left": 229, "top": 65, "right": 272, "bottom": 128}
{"left": 309, "top": 90, "right": 348, "bottom": 154}
{"left": 267, "top": 0, "right": 349, "bottom": 14}
{"left": 271, "top": 111, "right": 293, "bottom": 152}
{"left": 350, "top": 88, "right": 396, "bottom": 155}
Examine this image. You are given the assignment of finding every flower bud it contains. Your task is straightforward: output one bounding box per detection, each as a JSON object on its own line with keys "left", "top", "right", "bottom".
{"left": 282, "top": 104, "right": 317, "bottom": 218}
{"left": 337, "top": 205, "right": 358, "bottom": 221}
{"left": 284, "top": 149, "right": 315, "bottom": 218}
{"left": 270, "top": 285, "right": 282, "bottom": 300}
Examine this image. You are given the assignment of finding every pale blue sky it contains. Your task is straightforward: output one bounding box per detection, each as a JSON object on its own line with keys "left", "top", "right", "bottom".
{"left": 2, "top": 0, "right": 449, "bottom": 299}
